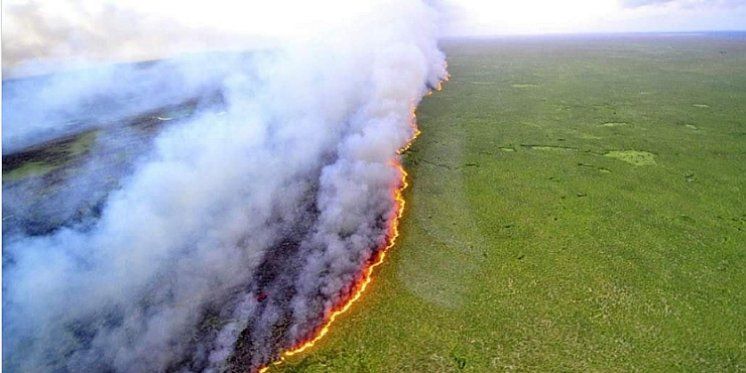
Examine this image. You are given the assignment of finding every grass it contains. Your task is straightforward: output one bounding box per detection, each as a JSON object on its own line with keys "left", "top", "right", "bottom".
{"left": 2, "top": 96, "right": 200, "bottom": 184}
{"left": 275, "top": 34, "right": 746, "bottom": 371}
{"left": 2, "top": 161, "right": 57, "bottom": 181}
{"left": 2, "top": 130, "right": 97, "bottom": 182}
{"left": 67, "top": 131, "right": 98, "bottom": 156}
{"left": 604, "top": 150, "right": 657, "bottom": 166}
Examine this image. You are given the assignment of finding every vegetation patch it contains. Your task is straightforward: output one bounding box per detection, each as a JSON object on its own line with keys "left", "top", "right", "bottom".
{"left": 604, "top": 150, "right": 657, "bottom": 166}
{"left": 600, "top": 122, "right": 630, "bottom": 127}
{"left": 520, "top": 144, "right": 578, "bottom": 152}
{"left": 2, "top": 130, "right": 99, "bottom": 182}
{"left": 578, "top": 162, "right": 613, "bottom": 174}
{"left": 3, "top": 161, "right": 56, "bottom": 181}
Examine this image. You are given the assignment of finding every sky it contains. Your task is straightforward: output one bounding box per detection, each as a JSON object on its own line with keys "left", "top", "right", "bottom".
{"left": 2, "top": 0, "right": 746, "bottom": 74}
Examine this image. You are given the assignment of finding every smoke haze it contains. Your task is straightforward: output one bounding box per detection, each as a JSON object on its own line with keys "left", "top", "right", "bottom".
{"left": 2, "top": 1, "right": 446, "bottom": 371}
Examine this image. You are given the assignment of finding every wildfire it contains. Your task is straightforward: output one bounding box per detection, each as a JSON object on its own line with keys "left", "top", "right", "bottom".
{"left": 283, "top": 160, "right": 409, "bottom": 358}
{"left": 426, "top": 64, "right": 450, "bottom": 96}
{"left": 398, "top": 106, "right": 421, "bottom": 155}
{"left": 258, "top": 65, "right": 449, "bottom": 369}
{"left": 258, "top": 113, "right": 420, "bottom": 373}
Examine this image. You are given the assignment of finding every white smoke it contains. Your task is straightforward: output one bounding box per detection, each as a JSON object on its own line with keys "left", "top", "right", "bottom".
{"left": 2, "top": 56, "right": 235, "bottom": 154}
{"left": 2, "top": 0, "right": 446, "bottom": 371}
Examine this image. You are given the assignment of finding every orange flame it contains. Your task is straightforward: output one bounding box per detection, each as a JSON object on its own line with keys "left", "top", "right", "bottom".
{"left": 426, "top": 69, "right": 449, "bottom": 96}
{"left": 257, "top": 67, "right": 451, "bottom": 367}
{"left": 258, "top": 111, "right": 420, "bottom": 373}
{"left": 282, "top": 159, "right": 410, "bottom": 358}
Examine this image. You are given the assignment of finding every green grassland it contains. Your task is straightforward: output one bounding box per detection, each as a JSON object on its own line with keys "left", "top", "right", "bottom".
{"left": 276, "top": 35, "right": 746, "bottom": 371}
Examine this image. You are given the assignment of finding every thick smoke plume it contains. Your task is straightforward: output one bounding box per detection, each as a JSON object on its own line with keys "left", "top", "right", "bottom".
{"left": 2, "top": 0, "right": 446, "bottom": 371}
{"left": 2, "top": 56, "right": 235, "bottom": 154}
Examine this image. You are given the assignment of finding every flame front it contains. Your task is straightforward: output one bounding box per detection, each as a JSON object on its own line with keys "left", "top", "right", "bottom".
{"left": 259, "top": 74, "right": 448, "bottom": 371}
{"left": 258, "top": 117, "right": 419, "bottom": 373}
{"left": 283, "top": 159, "right": 410, "bottom": 357}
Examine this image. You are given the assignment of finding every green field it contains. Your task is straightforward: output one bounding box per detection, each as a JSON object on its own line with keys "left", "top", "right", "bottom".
{"left": 276, "top": 35, "right": 746, "bottom": 371}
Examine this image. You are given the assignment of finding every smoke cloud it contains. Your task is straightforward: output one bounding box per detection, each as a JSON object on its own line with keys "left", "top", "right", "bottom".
{"left": 2, "top": 56, "right": 237, "bottom": 154}
{"left": 2, "top": 0, "right": 446, "bottom": 372}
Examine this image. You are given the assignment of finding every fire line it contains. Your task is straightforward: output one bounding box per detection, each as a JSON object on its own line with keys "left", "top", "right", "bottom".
{"left": 258, "top": 115, "right": 419, "bottom": 373}
{"left": 259, "top": 70, "right": 449, "bottom": 371}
